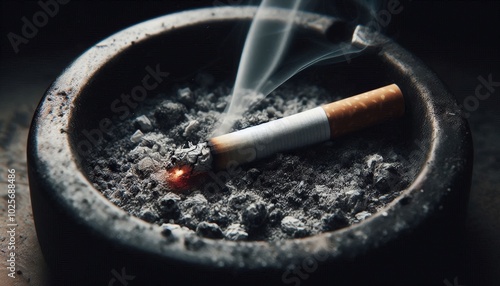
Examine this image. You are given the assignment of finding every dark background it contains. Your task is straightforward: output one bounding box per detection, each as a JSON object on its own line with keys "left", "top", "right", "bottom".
{"left": 1, "top": 1, "right": 499, "bottom": 285}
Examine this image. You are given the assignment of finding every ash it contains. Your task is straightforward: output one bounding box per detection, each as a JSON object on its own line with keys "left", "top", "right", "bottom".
{"left": 87, "top": 74, "right": 411, "bottom": 241}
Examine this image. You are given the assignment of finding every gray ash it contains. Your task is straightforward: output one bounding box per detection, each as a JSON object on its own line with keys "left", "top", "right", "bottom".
{"left": 86, "top": 74, "right": 412, "bottom": 241}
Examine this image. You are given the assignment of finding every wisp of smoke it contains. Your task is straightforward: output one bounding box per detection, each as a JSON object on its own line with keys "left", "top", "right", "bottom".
{"left": 212, "top": 0, "right": 378, "bottom": 136}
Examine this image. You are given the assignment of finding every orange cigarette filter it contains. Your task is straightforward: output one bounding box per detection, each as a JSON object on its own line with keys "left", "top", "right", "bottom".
{"left": 322, "top": 84, "right": 404, "bottom": 138}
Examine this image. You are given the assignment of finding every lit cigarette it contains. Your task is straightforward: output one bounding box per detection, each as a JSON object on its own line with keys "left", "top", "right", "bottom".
{"left": 170, "top": 84, "right": 404, "bottom": 175}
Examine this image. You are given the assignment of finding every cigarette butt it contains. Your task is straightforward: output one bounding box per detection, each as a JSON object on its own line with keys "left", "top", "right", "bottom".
{"left": 174, "top": 84, "right": 404, "bottom": 172}
{"left": 209, "top": 84, "right": 404, "bottom": 170}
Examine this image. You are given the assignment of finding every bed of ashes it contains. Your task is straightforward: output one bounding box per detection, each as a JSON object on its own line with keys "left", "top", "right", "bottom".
{"left": 86, "top": 74, "right": 412, "bottom": 241}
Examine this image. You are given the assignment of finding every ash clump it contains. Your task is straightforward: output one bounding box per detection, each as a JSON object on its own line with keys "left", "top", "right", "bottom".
{"left": 86, "top": 75, "right": 412, "bottom": 241}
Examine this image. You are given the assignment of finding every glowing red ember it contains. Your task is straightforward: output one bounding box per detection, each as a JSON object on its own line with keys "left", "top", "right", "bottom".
{"left": 166, "top": 165, "right": 192, "bottom": 190}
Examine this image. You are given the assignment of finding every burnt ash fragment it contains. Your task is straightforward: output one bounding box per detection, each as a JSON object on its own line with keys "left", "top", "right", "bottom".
{"left": 196, "top": 221, "right": 224, "bottom": 239}
{"left": 242, "top": 203, "right": 268, "bottom": 229}
{"left": 154, "top": 101, "right": 187, "bottom": 131}
{"left": 322, "top": 212, "right": 349, "bottom": 231}
{"left": 158, "top": 193, "right": 181, "bottom": 219}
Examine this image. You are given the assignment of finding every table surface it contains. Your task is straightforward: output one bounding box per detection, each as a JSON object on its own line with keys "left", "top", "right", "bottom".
{"left": 1, "top": 2, "right": 499, "bottom": 286}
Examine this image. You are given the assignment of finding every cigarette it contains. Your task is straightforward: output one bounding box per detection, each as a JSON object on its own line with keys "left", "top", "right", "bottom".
{"left": 169, "top": 84, "right": 404, "bottom": 176}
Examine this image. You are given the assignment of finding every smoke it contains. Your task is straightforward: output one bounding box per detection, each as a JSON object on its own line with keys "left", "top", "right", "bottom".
{"left": 212, "top": 0, "right": 382, "bottom": 136}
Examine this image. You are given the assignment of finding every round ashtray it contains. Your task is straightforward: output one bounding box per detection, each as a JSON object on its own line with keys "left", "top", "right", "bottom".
{"left": 28, "top": 6, "right": 472, "bottom": 286}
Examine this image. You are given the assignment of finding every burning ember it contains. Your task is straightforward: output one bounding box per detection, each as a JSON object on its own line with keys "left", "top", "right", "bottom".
{"left": 166, "top": 165, "right": 192, "bottom": 190}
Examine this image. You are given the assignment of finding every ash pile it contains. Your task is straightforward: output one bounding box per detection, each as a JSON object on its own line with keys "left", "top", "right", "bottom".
{"left": 87, "top": 74, "right": 411, "bottom": 241}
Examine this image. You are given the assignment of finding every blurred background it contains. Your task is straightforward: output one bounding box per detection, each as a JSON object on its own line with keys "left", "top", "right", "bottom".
{"left": 1, "top": 1, "right": 499, "bottom": 285}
